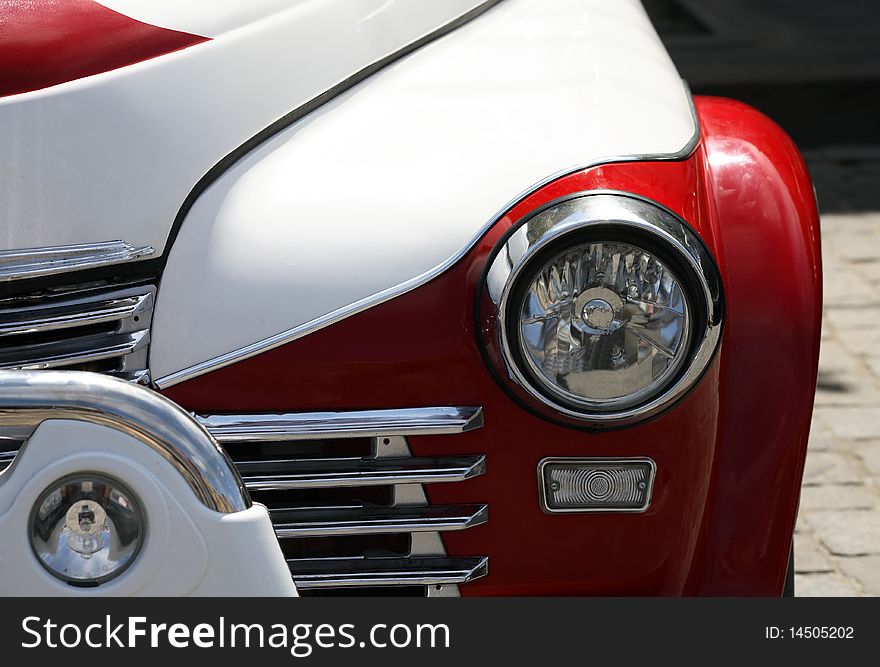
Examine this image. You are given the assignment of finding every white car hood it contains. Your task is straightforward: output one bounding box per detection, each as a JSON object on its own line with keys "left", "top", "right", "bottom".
{"left": 0, "top": 0, "right": 494, "bottom": 254}
{"left": 149, "top": 0, "right": 697, "bottom": 385}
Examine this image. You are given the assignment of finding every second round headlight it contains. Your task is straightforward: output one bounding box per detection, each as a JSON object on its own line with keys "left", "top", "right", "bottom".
{"left": 30, "top": 474, "right": 144, "bottom": 586}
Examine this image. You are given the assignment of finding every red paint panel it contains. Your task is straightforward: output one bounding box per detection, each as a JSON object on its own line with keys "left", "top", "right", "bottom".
{"left": 0, "top": 0, "right": 208, "bottom": 97}
{"left": 683, "top": 97, "right": 822, "bottom": 595}
{"left": 164, "top": 96, "right": 820, "bottom": 595}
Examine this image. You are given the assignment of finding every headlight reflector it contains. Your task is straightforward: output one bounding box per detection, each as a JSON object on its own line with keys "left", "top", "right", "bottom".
{"left": 515, "top": 241, "right": 690, "bottom": 410}
{"left": 30, "top": 474, "right": 144, "bottom": 586}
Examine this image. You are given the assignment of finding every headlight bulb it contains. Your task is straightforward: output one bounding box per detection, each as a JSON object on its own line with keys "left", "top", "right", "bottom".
{"left": 65, "top": 500, "right": 107, "bottom": 557}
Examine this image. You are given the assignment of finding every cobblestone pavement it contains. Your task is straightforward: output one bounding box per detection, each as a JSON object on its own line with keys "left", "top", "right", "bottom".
{"left": 796, "top": 211, "right": 880, "bottom": 596}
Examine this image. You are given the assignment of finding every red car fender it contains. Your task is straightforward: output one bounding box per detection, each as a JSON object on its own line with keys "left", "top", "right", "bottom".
{"left": 684, "top": 97, "right": 822, "bottom": 594}
{"left": 164, "top": 96, "right": 821, "bottom": 596}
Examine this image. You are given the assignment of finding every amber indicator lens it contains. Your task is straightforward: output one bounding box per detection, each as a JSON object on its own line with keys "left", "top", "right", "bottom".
{"left": 539, "top": 458, "right": 655, "bottom": 513}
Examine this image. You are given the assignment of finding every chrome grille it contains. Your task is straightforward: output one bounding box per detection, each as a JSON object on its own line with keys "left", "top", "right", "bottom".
{"left": 0, "top": 448, "right": 15, "bottom": 474}
{"left": 0, "top": 284, "right": 155, "bottom": 381}
{"left": 198, "top": 406, "right": 488, "bottom": 596}
{"left": 235, "top": 454, "right": 486, "bottom": 490}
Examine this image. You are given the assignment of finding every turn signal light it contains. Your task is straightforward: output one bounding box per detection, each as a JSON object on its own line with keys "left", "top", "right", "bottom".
{"left": 538, "top": 458, "right": 655, "bottom": 513}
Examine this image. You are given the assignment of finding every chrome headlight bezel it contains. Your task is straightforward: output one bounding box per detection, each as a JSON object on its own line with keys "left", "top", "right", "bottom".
{"left": 478, "top": 191, "right": 724, "bottom": 428}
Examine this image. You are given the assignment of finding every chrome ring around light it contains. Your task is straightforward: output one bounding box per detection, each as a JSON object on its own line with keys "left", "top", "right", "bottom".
{"left": 479, "top": 192, "right": 724, "bottom": 428}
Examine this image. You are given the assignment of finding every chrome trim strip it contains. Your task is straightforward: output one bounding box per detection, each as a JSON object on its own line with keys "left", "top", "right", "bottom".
{"left": 154, "top": 84, "right": 700, "bottom": 389}
{"left": 0, "top": 330, "right": 149, "bottom": 370}
{"left": 0, "top": 293, "right": 152, "bottom": 337}
{"left": 0, "top": 450, "right": 15, "bottom": 474}
{"left": 237, "top": 454, "right": 486, "bottom": 490}
{"left": 0, "top": 370, "right": 249, "bottom": 513}
{"left": 200, "top": 406, "right": 483, "bottom": 442}
{"left": 271, "top": 503, "right": 488, "bottom": 538}
{"left": 0, "top": 241, "right": 154, "bottom": 283}
{"left": 289, "top": 556, "right": 489, "bottom": 589}
{"left": 537, "top": 457, "right": 656, "bottom": 514}
{"left": 481, "top": 192, "right": 723, "bottom": 426}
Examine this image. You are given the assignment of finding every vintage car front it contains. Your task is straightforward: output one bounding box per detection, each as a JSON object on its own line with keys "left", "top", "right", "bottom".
{"left": 0, "top": 0, "right": 821, "bottom": 596}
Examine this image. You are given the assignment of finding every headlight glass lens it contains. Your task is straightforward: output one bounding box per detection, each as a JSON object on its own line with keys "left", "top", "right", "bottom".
{"left": 515, "top": 240, "right": 690, "bottom": 411}
{"left": 30, "top": 474, "right": 144, "bottom": 586}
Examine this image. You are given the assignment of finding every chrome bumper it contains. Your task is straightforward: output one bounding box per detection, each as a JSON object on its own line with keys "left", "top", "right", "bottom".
{"left": 0, "top": 370, "right": 295, "bottom": 596}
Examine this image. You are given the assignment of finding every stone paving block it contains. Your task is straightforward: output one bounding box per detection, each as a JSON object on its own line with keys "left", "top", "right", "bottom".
{"left": 793, "top": 533, "right": 834, "bottom": 573}
{"left": 820, "top": 212, "right": 880, "bottom": 234}
{"left": 814, "top": 407, "right": 880, "bottom": 440}
{"left": 801, "top": 451, "right": 866, "bottom": 485}
{"left": 795, "top": 200, "right": 880, "bottom": 596}
{"left": 854, "top": 260, "right": 880, "bottom": 285}
{"left": 799, "top": 484, "right": 877, "bottom": 511}
{"left": 821, "top": 223, "right": 880, "bottom": 263}
{"left": 826, "top": 306, "right": 880, "bottom": 331}
{"left": 866, "top": 357, "right": 880, "bottom": 379}
{"left": 818, "top": 339, "right": 865, "bottom": 372}
{"left": 852, "top": 441, "right": 880, "bottom": 475}
{"left": 823, "top": 270, "right": 875, "bottom": 306}
{"left": 807, "top": 423, "right": 835, "bottom": 452}
{"left": 804, "top": 510, "right": 880, "bottom": 556}
{"left": 820, "top": 226, "right": 877, "bottom": 245}
{"left": 821, "top": 319, "right": 835, "bottom": 340}
{"left": 795, "top": 572, "right": 861, "bottom": 597}
{"left": 836, "top": 328, "right": 880, "bottom": 358}
{"left": 835, "top": 556, "right": 880, "bottom": 595}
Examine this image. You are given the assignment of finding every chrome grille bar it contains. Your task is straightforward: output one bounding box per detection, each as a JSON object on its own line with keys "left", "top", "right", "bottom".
{"left": 271, "top": 504, "right": 488, "bottom": 538}
{"left": 203, "top": 405, "right": 489, "bottom": 595}
{"left": 0, "top": 330, "right": 149, "bottom": 370}
{"left": 0, "top": 241, "right": 154, "bottom": 282}
{"left": 0, "top": 450, "right": 15, "bottom": 474}
{"left": 199, "top": 406, "right": 483, "bottom": 442}
{"left": 237, "top": 454, "right": 486, "bottom": 490}
{"left": 289, "top": 557, "right": 489, "bottom": 589}
{"left": 0, "top": 284, "right": 155, "bottom": 379}
{"left": 0, "top": 293, "right": 152, "bottom": 337}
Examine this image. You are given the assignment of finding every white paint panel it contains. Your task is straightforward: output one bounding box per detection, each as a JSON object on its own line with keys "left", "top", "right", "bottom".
{"left": 0, "top": 0, "right": 490, "bottom": 252}
{"left": 96, "top": 0, "right": 470, "bottom": 40}
{"left": 95, "top": 0, "right": 309, "bottom": 37}
{"left": 0, "top": 420, "right": 295, "bottom": 596}
{"left": 151, "top": 0, "right": 695, "bottom": 384}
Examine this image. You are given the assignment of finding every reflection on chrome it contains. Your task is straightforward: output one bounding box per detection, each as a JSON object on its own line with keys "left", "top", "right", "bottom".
{"left": 0, "top": 370, "right": 249, "bottom": 513}
{"left": 0, "top": 241, "right": 153, "bottom": 282}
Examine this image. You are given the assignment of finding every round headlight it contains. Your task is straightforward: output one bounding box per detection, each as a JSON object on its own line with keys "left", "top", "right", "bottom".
{"left": 30, "top": 474, "right": 144, "bottom": 586}
{"left": 481, "top": 193, "right": 723, "bottom": 426}
{"left": 514, "top": 240, "right": 690, "bottom": 411}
